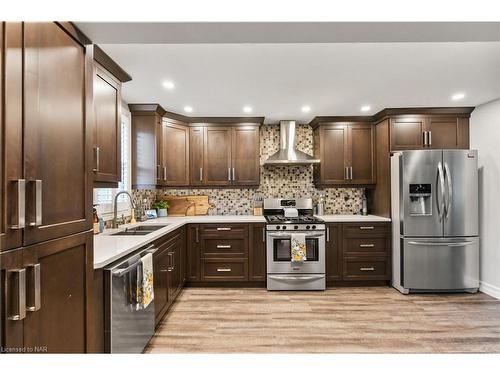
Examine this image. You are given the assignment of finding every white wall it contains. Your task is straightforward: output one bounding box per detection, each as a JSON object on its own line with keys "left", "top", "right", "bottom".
{"left": 470, "top": 98, "right": 500, "bottom": 299}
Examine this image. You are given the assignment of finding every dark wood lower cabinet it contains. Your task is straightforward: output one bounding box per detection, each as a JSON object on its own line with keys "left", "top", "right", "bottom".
{"left": 249, "top": 224, "right": 266, "bottom": 282}
{"left": 325, "top": 224, "right": 342, "bottom": 282}
{"left": 1, "top": 231, "right": 93, "bottom": 353}
{"left": 186, "top": 224, "right": 201, "bottom": 281}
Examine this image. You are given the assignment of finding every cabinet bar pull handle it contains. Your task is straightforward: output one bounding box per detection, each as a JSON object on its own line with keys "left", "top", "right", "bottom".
{"left": 163, "top": 165, "right": 167, "bottom": 181}
{"left": 26, "top": 263, "right": 41, "bottom": 312}
{"left": 216, "top": 245, "right": 232, "bottom": 249}
{"left": 232, "top": 167, "right": 235, "bottom": 181}
{"left": 29, "top": 180, "right": 42, "bottom": 227}
{"left": 326, "top": 227, "right": 330, "bottom": 242}
{"left": 428, "top": 131, "right": 432, "bottom": 146}
{"left": 10, "top": 179, "right": 26, "bottom": 229}
{"left": 195, "top": 227, "right": 199, "bottom": 242}
{"left": 157, "top": 165, "right": 161, "bottom": 180}
{"left": 217, "top": 268, "right": 232, "bottom": 272}
{"left": 199, "top": 167, "right": 203, "bottom": 182}
{"left": 359, "top": 244, "right": 375, "bottom": 248}
{"left": 350, "top": 166, "right": 353, "bottom": 180}
{"left": 359, "top": 226, "right": 374, "bottom": 230}
{"left": 344, "top": 166, "right": 348, "bottom": 180}
{"left": 423, "top": 131, "right": 427, "bottom": 146}
{"left": 228, "top": 168, "right": 231, "bottom": 181}
{"left": 217, "top": 227, "right": 231, "bottom": 231}
{"left": 262, "top": 227, "right": 266, "bottom": 242}
{"left": 360, "top": 267, "right": 375, "bottom": 271}
{"left": 8, "top": 268, "right": 26, "bottom": 321}
{"left": 93, "top": 146, "right": 100, "bottom": 172}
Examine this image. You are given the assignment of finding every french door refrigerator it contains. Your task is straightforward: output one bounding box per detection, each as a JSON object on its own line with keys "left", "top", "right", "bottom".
{"left": 391, "top": 150, "right": 479, "bottom": 294}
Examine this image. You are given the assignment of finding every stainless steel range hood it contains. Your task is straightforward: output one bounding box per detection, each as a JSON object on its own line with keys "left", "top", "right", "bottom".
{"left": 264, "top": 120, "right": 320, "bottom": 165}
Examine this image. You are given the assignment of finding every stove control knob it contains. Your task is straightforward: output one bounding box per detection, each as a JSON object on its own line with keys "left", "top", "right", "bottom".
{"left": 312, "top": 225, "right": 316, "bottom": 230}
{"left": 294, "top": 225, "right": 299, "bottom": 230}
{"left": 282, "top": 226, "right": 287, "bottom": 230}
{"left": 306, "top": 225, "right": 310, "bottom": 230}
{"left": 276, "top": 226, "right": 281, "bottom": 230}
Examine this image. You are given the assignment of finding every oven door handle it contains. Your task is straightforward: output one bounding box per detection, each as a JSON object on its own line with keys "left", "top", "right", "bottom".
{"left": 267, "top": 232, "right": 324, "bottom": 238}
{"left": 268, "top": 275, "right": 324, "bottom": 281}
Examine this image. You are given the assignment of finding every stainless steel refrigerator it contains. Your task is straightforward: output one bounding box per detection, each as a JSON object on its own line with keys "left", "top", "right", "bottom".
{"left": 391, "top": 150, "right": 479, "bottom": 294}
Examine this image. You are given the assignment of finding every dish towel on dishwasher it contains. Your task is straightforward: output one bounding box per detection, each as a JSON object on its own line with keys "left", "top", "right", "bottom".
{"left": 137, "top": 253, "right": 154, "bottom": 309}
{"left": 291, "top": 233, "right": 307, "bottom": 263}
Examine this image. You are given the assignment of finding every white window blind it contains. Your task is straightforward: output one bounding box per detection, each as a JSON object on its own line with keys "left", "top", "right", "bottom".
{"left": 94, "top": 111, "right": 132, "bottom": 214}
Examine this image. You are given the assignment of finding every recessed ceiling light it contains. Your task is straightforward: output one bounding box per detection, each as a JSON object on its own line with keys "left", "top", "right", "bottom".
{"left": 361, "top": 105, "right": 371, "bottom": 112}
{"left": 243, "top": 106, "right": 253, "bottom": 113}
{"left": 184, "top": 106, "right": 193, "bottom": 113}
{"left": 452, "top": 92, "right": 465, "bottom": 101}
{"left": 162, "top": 81, "right": 175, "bottom": 90}
{"left": 301, "top": 105, "right": 311, "bottom": 113}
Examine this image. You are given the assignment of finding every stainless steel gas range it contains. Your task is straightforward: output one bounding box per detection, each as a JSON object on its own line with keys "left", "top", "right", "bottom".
{"left": 264, "top": 198, "right": 326, "bottom": 291}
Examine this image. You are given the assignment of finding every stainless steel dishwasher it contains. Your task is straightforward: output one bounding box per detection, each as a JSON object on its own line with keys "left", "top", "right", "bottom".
{"left": 104, "top": 244, "right": 157, "bottom": 353}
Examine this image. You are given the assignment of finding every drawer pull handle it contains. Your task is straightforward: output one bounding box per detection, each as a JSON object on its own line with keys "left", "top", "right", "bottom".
{"left": 359, "top": 226, "right": 374, "bottom": 230}
{"left": 217, "top": 268, "right": 232, "bottom": 272}
{"left": 359, "top": 244, "right": 375, "bottom": 248}
{"left": 216, "top": 227, "right": 231, "bottom": 231}
{"left": 216, "top": 245, "right": 232, "bottom": 249}
{"left": 360, "top": 267, "right": 375, "bottom": 271}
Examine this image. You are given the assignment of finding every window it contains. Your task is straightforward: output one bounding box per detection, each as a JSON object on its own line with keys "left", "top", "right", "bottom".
{"left": 93, "top": 107, "right": 132, "bottom": 219}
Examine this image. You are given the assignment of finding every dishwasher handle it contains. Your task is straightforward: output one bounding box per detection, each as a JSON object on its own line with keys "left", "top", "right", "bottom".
{"left": 108, "top": 245, "right": 157, "bottom": 277}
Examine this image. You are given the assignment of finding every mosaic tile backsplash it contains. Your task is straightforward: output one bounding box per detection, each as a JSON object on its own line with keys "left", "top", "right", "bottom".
{"left": 133, "top": 124, "right": 364, "bottom": 215}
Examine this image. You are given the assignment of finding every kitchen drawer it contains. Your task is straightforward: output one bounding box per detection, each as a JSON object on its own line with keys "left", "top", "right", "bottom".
{"left": 202, "top": 238, "right": 248, "bottom": 258}
{"left": 201, "top": 259, "right": 248, "bottom": 281}
{"left": 343, "top": 237, "right": 389, "bottom": 256}
{"left": 343, "top": 257, "right": 390, "bottom": 280}
{"left": 343, "top": 222, "right": 390, "bottom": 237}
{"left": 199, "top": 223, "right": 248, "bottom": 238}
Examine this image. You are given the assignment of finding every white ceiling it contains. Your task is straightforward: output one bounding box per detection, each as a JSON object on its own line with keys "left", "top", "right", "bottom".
{"left": 99, "top": 42, "right": 500, "bottom": 123}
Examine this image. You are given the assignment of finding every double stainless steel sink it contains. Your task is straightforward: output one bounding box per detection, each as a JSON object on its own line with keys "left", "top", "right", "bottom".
{"left": 110, "top": 225, "right": 168, "bottom": 236}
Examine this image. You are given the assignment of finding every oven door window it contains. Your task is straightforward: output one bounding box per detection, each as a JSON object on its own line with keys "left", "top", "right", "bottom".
{"left": 273, "top": 238, "right": 319, "bottom": 262}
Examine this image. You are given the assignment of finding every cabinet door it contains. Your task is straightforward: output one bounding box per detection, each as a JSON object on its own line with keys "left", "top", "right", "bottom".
{"left": 22, "top": 231, "right": 93, "bottom": 353}
{"left": 204, "top": 127, "right": 232, "bottom": 186}
{"left": 390, "top": 116, "right": 426, "bottom": 150}
{"left": 249, "top": 224, "right": 266, "bottom": 282}
{"left": 326, "top": 224, "right": 342, "bottom": 282}
{"left": 319, "top": 124, "right": 349, "bottom": 185}
{"left": 231, "top": 126, "right": 260, "bottom": 186}
{"left": 348, "top": 123, "right": 376, "bottom": 184}
{"left": 23, "top": 23, "right": 92, "bottom": 246}
{"left": 131, "top": 114, "right": 158, "bottom": 188}
{"left": 189, "top": 127, "right": 205, "bottom": 185}
{"left": 0, "top": 22, "right": 4, "bottom": 250}
{"left": 93, "top": 64, "right": 121, "bottom": 184}
{"left": 2, "top": 22, "right": 23, "bottom": 251}
{"left": 156, "top": 115, "right": 165, "bottom": 186}
{"left": 153, "top": 247, "right": 169, "bottom": 324}
{"left": 164, "top": 121, "right": 190, "bottom": 186}
{"left": 427, "top": 117, "right": 469, "bottom": 149}
{"left": 0, "top": 248, "right": 25, "bottom": 350}
{"left": 186, "top": 225, "right": 201, "bottom": 281}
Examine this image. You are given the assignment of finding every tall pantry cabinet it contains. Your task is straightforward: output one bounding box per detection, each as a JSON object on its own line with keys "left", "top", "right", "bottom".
{"left": 1, "top": 22, "right": 94, "bottom": 353}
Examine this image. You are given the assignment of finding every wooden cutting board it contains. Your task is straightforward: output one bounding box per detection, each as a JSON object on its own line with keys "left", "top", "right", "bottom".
{"left": 164, "top": 196, "right": 195, "bottom": 216}
{"left": 162, "top": 195, "right": 211, "bottom": 216}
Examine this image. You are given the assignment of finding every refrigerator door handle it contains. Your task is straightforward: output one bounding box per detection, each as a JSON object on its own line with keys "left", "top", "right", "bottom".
{"left": 437, "top": 162, "right": 445, "bottom": 222}
{"left": 444, "top": 162, "right": 453, "bottom": 220}
{"left": 408, "top": 241, "right": 474, "bottom": 247}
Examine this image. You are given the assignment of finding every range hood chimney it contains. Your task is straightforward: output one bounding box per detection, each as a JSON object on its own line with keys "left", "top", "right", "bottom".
{"left": 264, "top": 120, "right": 320, "bottom": 165}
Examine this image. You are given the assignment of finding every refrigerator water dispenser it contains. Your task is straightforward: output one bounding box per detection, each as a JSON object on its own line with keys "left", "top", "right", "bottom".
{"left": 409, "top": 184, "right": 432, "bottom": 216}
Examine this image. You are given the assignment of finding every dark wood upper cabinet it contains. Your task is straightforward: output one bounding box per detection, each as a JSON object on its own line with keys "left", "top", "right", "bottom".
{"left": 232, "top": 126, "right": 260, "bottom": 186}
{"left": 189, "top": 126, "right": 205, "bottom": 186}
{"left": 0, "top": 23, "right": 4, "bottom": 250}
{"left": 326, "top": 224, "right": 342, "bottom": 282}
{"left": 92, "top": 64, "right": 121, "bottom": 186}
{"left": 249, "top": 223, "right": 266, "bottom": 282}
{"left": 390, "top": 115, "right": 470, "bottom": 151}
{"left": 313, "top": 122, "right": 375, "bottom": 186}
{"left": 163, "top": 120, "right": 190, "bottom": 186}
{"left": 204, "top": 126, "right": 232, "bottom": 186}
{"left": 22, "top": 22, "right": 92, "bottom": 246}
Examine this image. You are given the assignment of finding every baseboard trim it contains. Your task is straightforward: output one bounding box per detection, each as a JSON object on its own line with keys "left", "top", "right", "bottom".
{"left": 479, "top": 281, "right": 500, "bottom": 300}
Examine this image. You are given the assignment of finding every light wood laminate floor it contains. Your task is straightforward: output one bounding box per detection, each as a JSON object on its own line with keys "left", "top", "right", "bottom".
{"left": 145, "top": 287, "right": 500, "bottom": 353}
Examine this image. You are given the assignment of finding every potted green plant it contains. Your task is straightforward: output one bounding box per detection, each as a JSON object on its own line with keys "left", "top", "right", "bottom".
{"left": 152, "top": 200, "right": 169, "bottom": 217}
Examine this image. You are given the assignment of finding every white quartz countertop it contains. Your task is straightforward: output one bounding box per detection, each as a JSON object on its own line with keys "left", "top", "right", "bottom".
{"left": 316, "top": 214, "right": 391, "bottom": 222}
{"left": 93, "top": 214, "right": 390, "bottom": 269}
